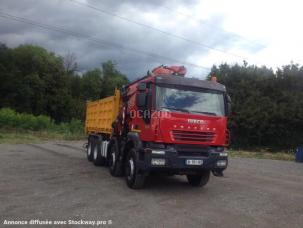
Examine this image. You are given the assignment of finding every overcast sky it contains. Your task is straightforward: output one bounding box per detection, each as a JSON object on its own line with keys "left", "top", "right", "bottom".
{"left": 0, "top": 0, "right": 302, "bottom": 79}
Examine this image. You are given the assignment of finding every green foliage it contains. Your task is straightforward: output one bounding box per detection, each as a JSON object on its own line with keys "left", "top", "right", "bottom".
{"left": 0, "top": 44, "right": 72, "bottom": 122}
{"left": 80, "top": 69, "right": 103, "bottom": 100}
{"left": 0, "top": 108, "right": 83, "bottom": 136}
{"left": 100, "top": 60, "right": 129, "bottom": 97}
{"left": 51, "top": 119, "right": 83, "bottom": 135}
{"left": 211, "top": 63, "right": 303, "bottom": 150}
{"left": 0, "top": 43, "right": 129, "bottom": 122}
{"left": 0, "top": 108, "right": 52, "bottom": 130}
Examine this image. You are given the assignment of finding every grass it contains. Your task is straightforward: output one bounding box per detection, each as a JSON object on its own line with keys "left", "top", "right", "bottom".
{"left": 0, "top": 108, "right": 85, "bottom": 144}
{"left": 229, "top": 150, "right": 295, "bottom": 161}
{"left": 0, "top": 129, "right": 85, "bottom": 144}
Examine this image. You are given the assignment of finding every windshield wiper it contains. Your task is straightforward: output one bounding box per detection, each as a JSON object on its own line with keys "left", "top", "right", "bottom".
{"left": 192, "top": 111, "right": 217, "bottom": 116}
{"left": 160, "top": 107, "right": 217, "bottom": 116}
{"left": 160, "top": 106, "right": 189, "bottom": 113}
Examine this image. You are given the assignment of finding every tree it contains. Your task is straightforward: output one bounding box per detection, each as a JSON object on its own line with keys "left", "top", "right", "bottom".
{"left": 0, "top": 44, "right": 73, "bottom": 122}
{"left": 211, "top": 63, "right": 303, "bottom": 150}
{"left": 100, "top": 60, "right": 129, "bottom": 98}
{"left": 81, "top": 69, "right": 103, "bottom": 100}
{"left": 64, "top": 52, "right": 77, "bottom": 74}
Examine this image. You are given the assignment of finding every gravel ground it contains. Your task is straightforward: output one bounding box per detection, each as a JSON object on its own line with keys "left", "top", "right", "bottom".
{"left": 0, "top": 141, "right": 303, "bottom": 228}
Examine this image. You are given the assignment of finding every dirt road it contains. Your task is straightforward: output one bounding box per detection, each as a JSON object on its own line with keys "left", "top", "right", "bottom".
{"left": 0, "top": 141, "right": 302, "bottom": 227}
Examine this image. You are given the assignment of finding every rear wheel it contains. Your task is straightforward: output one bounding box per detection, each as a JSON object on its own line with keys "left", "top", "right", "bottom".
{"left": 125, "top": 148, "right": 146, "bottom": 189}
{"left": 86, "top": 139, "right": 93, "bottom": 162}
{"left": 93, "top": 139, "right": 107, "bottom": 166}
{"left": 187, "top": 170, "right": 210, "bottom": 187}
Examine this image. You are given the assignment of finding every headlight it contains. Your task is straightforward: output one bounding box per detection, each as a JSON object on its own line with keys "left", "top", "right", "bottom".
{"left": 215, "top": 147, "right": 225, "bottom": 152}
{"left": 151, "top": 158, "right": 166, "bottom": 166}
{"left": 216, "top": 160, "right": 227, "bottom": 167}
{"left": 151, "top": 150, "right": 165, "bottom": 155}
{"left": 209, "top": 146, "right": 225, "bottom": 153}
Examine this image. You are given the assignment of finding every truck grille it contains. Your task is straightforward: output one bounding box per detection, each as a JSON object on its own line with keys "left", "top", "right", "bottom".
{"left": 172, "top": 130, "right": 215, "bottom": 142}
{"left": 175, "top": 145, "right": 210, "bottom": 157}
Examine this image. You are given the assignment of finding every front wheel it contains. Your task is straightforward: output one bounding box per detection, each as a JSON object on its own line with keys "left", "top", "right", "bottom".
{"left": 187, "top": 170, "right": 210, "bottom": 187}
{"left": 125, "top": 149, "right": 146, "bottom": 189}
{"left": 108, "top": 141, "right": 122, "bottom": 176}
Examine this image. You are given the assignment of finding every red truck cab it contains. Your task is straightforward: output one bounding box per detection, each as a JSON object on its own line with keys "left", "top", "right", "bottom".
{"left": 107, "top": 66, "right": 231, "bottom": 188}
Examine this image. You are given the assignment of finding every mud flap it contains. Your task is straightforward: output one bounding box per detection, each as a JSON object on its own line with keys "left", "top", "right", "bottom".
{"left": 212, "top": 169, "right": 224, "bottom": 177}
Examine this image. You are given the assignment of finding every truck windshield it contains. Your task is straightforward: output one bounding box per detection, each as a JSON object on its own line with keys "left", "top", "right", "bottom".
{"left": 156, "top": 86, "right": 225, "bottom": 116}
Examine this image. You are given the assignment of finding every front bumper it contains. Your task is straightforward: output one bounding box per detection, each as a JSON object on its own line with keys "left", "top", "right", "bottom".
{"left": 137, "top": 145, "right": 228, "bottom": 174}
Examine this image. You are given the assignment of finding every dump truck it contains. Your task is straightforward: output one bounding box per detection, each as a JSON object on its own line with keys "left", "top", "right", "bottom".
{"left": 85, "top": 65, "right": 231, "bottom": 189}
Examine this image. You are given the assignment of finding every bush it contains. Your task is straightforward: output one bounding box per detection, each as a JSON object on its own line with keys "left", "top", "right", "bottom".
{"left": 0, "top": 108, "right": 53, "bottom": 130}
{"left": 0, "top": 108, "right": 83, "bottom": 135}
{"left": 18, "top": 113, "right": 53, "bottom": 131}
{"left": 51, "top": 119, "right": 83, "bottom": 135}
{"left": 67, "top": 119, "right": 83, "bottom": 134}
{"left": 0, "top": 108, "right": 18, "bottom": 128}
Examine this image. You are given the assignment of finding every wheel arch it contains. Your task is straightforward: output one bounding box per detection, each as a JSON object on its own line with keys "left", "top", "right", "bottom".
{"left": 126, "top": 132, "right": 142, "bottom": 149}
{"left": 107, "top": 136, "right": 119, "bottom": 158}
{"left": 124, "top": 132, "right": 142, "bottom": 154}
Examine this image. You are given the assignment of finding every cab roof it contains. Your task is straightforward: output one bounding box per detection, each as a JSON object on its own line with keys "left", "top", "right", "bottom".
{"left": 155, "top": 75, "right": 226, "bottom": 92}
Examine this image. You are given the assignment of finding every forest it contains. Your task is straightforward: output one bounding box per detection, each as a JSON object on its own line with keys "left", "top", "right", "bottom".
{"left": 0, "top": 43, "right": 302, "bottom": 150}
{"left": 0, "top": 43, "right": 129, "bottom": 123}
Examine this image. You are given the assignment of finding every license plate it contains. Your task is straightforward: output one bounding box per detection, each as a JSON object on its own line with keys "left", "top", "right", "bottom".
{"left": 186, "top": 159, "right": 203, "bottom": 166}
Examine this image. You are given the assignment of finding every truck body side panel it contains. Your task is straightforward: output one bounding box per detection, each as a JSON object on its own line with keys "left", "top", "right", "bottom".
{"left": 85, "top": 89, "right": 121, "bottom": 135}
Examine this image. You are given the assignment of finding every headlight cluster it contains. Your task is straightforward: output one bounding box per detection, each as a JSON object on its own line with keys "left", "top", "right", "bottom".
{"left": 151, "top": 150, "right": 165, "bottom": 155}
{"left": 151, "top": 158, "right": 166, "bottom": 166}
{"left": 216, "top": 160, "right": 227, "bottom": 167}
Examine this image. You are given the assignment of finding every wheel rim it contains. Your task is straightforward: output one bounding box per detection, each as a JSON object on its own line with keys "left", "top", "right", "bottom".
{"left": 93, "top": 147, "right": 98, "bottom": 160}
{"left": 127, "top": 157, "right": 134, "bottom": 180}
{"left": 111, "top": 151, "right": 116, "bottom": 167}
{"left": 109, "top": 147, "right": 115, "bottom": 169}
{"left": 87, "top": 143, "right": 91, "bottom": 156}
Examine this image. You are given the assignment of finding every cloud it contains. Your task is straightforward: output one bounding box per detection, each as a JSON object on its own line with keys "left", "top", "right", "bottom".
{"left": 0, "top": 0, "right": 276, "bottom": 80}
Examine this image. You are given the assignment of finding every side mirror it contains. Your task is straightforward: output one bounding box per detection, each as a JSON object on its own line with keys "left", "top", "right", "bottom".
{"left": 137, "top": 82, "right": 147, "bottom": 91}
{"left": 137, "top": 89, "right": 152, "bottom": 123}
{"left": 136, "top": 92, "right": 147, "bottom": 107}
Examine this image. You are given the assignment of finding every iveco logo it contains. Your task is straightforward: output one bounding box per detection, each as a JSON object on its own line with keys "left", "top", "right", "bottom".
{"left": 188, "top": 119, "right": 205, "bottom": 124}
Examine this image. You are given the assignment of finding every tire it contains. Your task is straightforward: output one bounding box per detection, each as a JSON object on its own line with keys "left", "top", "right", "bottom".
{"left": 86, "top": 138, "right": 93, "bottom": 162}
{"left": 187, "top": 170, "right": 210, "bottom": 187}
{"left": 93, "top": 138, "right": 107, "bottom": 166}
{"left": 125, "top": 148, "right": 146, "bottom": 189}
{"left": 107, "top": 140, "right": 123, "bottom": 176}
